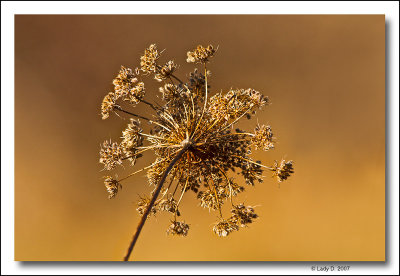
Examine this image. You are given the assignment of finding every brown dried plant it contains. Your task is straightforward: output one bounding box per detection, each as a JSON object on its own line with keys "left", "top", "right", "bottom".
{"left": 99, "top": 44, "right": 294, "bottom": 261}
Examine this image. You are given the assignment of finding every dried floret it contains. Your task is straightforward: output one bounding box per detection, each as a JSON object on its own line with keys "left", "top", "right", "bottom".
{"left": 120, "top": 119, "right": 143, "bottom": 165}
{"left": 104, "top": 176, "right": 122, "bottom": 199}
{"left": 155, "top": 60, "right": 177, "bottom": 82}
{"left": 272, "top": 159, "right": 294, "bottom": 182}
{"left": 140, "top": 44, "right": 161, "bottom": 74}
{"left": 208, "top": 88, "right": 268, "bottom": 123}
{"left": 187, "top": 44, "right": 216, "bottom": 64}
{"left": 101, "top": 92, "right": 117, "bottom": 120}
{"left": 219, "top": 180, "right": 245, "bottom": 198}
{"left": 159, "top": 83, "right": 179, "bottom": 101}
{"left": 197, "top": 189, "right": 225, "bottom": 211}
{"left": 229, "top": 204, "right": 258, "bottom": 227}
{"left": 158, "top": 198, "right": 179, "bottom": 215}
{"left": 121, "top": 119, "right": 143, "bottom": 150}
{"left": 167, "top": 220, "right": 189, "bottom": 236}
{"left": 99, "top": 140, "right": 123, "bottom": 170}
{"left": 213, "top": 219, "right": 239, "bottom": 237}
{"left": 113, "top": 66, "right": 139, "bottom": 98}
{"left": 124, "top": 82, "right": 145, "bottom": 105}
{"left": 252, "top": 124, "right": 274, "bottom": 151}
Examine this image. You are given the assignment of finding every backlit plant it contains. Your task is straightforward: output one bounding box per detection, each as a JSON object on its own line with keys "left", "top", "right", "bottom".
{"left": 99, "top": 44, "right": 294, "bottom": 261}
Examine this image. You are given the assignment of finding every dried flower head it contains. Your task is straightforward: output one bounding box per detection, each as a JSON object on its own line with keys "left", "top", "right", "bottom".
{"left": 229, "top": 204, "right": 258, "bottom": 227}
{"left": 140, "top": 44, "right": 161, "bottom": 74}
{"left": 272, "top": 159, "right": 294, "bottom": 182}
{"left": 121, "top": 119, "right": 143, "bottom": 149}
{"left": 252, "top": 124, "right": 274, "bottom": 151}
{"left": 99, "top": 140, "right": 124, "bottom": 170}
{"left": 167, "top": 220, "right": 190, "bottom": 236}
{"left": 104, "top": 176, "right": 122, "bottom": 199}
{"left": 159, "top": 83, "right": 179, "bottom": 101}
{"left": 124, "top": 82, "right": 145, "bottom": 105}
{"left": 208, "top": 88, "right": 268, "bottom": 123}
{"left": 187, "top": 44, "right": 216, "bottom": 64}
{"left": 155, "top": 60, "right": 177, "bottom": 82}
{"left": 198, "top": 189, "right": 225, "bottom": 211}
{"left": 99, "top": 43, "right": 294, "bottom": 260}
{"left": 113, "top": 66, "right": 139, "bottom": 98}
{"left": 158, "top": 198, "right": 179, "bottom": 214}
{"left": 213, "top": 219, "right": 239, "bottom": 237}
{"left": 120, "top": 119, "right": 143, "bottom": 165}
{"left": 101, "top": 92, "right": 117, "bottom": 120}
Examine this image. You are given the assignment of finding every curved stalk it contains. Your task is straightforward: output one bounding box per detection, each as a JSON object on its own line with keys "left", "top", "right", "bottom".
{"left": 123, "top": 144, "right": 191, "bottom": 261}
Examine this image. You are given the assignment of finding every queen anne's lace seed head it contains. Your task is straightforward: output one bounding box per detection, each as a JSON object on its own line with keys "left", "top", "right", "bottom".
{"left": 99, "top": 43, "right": 294, "bottom": 242}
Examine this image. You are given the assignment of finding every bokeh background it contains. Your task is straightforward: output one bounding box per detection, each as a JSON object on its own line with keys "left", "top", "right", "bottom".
{"left": 15, "top": 15, "right": 385, "bottom": 261}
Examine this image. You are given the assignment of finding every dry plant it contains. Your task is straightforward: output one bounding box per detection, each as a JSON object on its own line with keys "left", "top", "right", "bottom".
{"left": 99, "top": 44, "right": 294, "bottom": 261}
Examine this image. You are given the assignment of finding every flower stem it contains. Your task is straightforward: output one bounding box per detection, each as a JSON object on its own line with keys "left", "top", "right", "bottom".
{"left": 114, "top": 105, "right": 171, "bottom": 132}
{"left": 123, "top": 144, "right": 191, "bottom": 261}
{"left": 113, "top": 105, "right": 151, "bottom": 122}
{"left": 141, "top": 99, "right": 158, "bottom": 111}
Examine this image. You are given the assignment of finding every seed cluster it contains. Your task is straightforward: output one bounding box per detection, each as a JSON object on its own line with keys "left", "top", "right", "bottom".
{"left": 99, "top": 44, "right": 294, "bottom": 238}
{"left": 140, "top": 44, "right": 161, "bottom": 74}
{"left": 104, "top": 176, "right": 122, "bottom": 199}
{"left": 252, "top": 124, "right": 274, "bottom": 151}
{"left": 101, "top": 92, "right": 117, "bottom": 120}
{"left": 155, "top": 60, "right": 177, "bottom": 82}
{"left": 167, "top": 220, "right": 190, "bottom": 236}
{"left": 186, "top": 44, "right": 216, "bottom": 64}
{"left": 272, "top": 159, "right": 294, "bottom": 182}
{"left": 99, "top": 140, "right": 124, "bottom": 171}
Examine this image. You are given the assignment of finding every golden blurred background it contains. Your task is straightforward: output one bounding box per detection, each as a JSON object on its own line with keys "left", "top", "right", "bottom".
{"left": 15, "top": 15, "right": 385, "bottom": 261}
